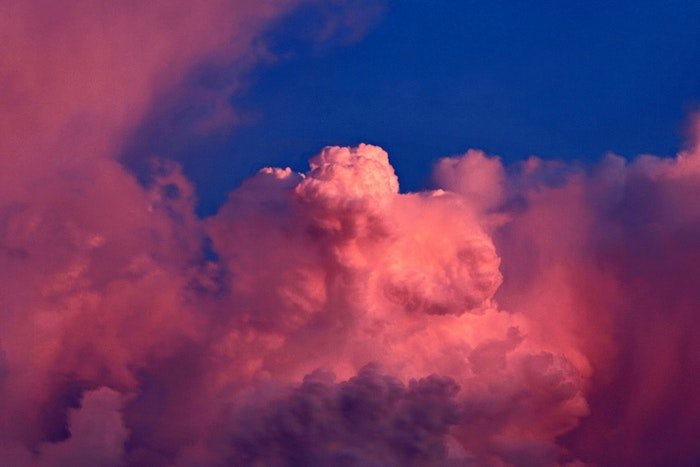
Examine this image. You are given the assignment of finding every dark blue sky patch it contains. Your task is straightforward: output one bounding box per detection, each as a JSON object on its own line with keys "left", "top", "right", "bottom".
{"left": 126, "top": 0, "right": 700, "bottom": 216}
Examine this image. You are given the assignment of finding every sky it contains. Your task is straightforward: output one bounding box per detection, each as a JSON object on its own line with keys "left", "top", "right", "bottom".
{"left": 2, "top": 1, "right": 700, "bottom": 466}
{"left": 125, "top": 0, "right": 700, "bottom": 215}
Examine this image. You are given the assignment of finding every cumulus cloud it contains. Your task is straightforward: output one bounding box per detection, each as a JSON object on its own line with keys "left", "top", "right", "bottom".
{"left": 5, "top": 129, "right": 700, "bottom": 465}
{"left": 2, "top": 1, "right": 700, "bottom": 465}
{"left": 480, "top": 127, "right": 700, "bottom": 466}
{"left": 220, "top": 365, "right": 462, "bottom": 467}
{"left": 205, "top": 129, "right": 700, "bottom": 465}
{"left": 37, "top": 388, "right": 129, "bottom": 467}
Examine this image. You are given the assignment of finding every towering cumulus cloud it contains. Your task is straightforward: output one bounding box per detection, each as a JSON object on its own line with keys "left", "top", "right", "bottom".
{"left": 2, "top": 1, "right": 700, "bottom": 466}
{"left": 434, "top": 133, "right": 700, "bottom": 465}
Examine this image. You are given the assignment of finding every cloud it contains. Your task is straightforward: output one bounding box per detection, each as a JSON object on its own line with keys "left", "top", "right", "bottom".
{"left": 6, "top": 129, "right": 700, "bottom": 464}
{"left": 2, "top": 1, "right": 700, "bottom": 465}
{"left": 37, "top": 388, "right": 129, "bottom": 467}
{"left": 219, "top": 364, "right": 461, "bottom": 466}
{"left": 483, "top": 124, "right": 700, "bottom": 465}
{"left": 187, "top": 143, "right": 584, "bottom": 465}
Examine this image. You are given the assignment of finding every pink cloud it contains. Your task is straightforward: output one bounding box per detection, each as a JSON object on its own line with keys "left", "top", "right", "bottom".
{"left": 2, "top": 0, "right": 700, "bottom": 464}
{"left": 5, "top": 126, "right": 700, "bottom": 463}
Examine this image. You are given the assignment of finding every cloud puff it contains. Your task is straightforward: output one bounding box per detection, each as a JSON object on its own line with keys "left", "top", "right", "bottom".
{"left": 205, "top": 144, "right": 585, "bottom": 465}
{"left": 221, "top": 365, "right": 461, "bottom": 467}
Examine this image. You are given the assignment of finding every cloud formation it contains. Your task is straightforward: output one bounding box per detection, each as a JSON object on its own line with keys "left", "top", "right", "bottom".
{"left": 2, "top": 1, "right": 700, "bottom": 466}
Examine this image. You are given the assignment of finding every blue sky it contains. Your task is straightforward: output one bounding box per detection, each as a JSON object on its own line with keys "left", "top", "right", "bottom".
{"left": 141, "top": 1, "right": 700, "bottom": 215}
